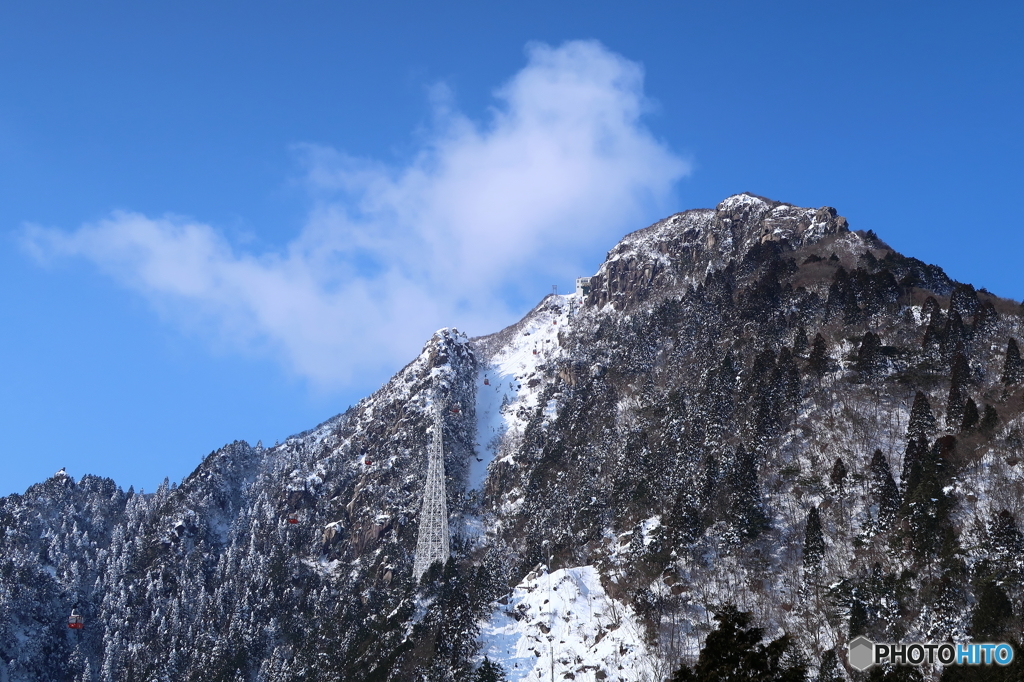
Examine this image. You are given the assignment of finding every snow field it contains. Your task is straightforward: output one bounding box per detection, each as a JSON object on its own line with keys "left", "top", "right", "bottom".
{"left": 477, "top": 565, "right": 658, "bottom": 682}
{"left": 471, "top": 295, "right": 573, "bottom": 487}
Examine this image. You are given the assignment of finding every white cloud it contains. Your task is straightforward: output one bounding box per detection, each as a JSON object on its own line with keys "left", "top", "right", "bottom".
{"left": 24, "top": 40, "right": 689, "bottom": 387}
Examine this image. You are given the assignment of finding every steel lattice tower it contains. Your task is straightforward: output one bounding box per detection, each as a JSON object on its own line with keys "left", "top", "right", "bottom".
{"left": 413, "top": 400, "right": 450, "bottom": 579}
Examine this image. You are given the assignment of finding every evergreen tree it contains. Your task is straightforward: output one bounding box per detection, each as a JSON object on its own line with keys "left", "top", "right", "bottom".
{"left": 793, "top": 326, "right": 809, "bottom": 356}
{"left": 826, "top": 267, "right": 850, "bottom": 321}
{"left": 922, "top": 319, "right": 944, "bottom": 363}
{"left": 970, "top": 581, "right": 1014, "bottom": 641}
{"left": 961, "top": 397, "right": 980, "bottom": 431}
{"left": 807, "top": 334, "right": 830, "bottom": 380}
{"left": 946, "top": 354, "right": 970, "bottom": 430}
{"left": 984, "top": 510, "right": 1024, "bottom": 589}
{"left": 817, "top": 650, "right": 842, "bottom": 682}
{"left": 705, "top": 353, "right": 738, "bottom": 448}
{"left": 802, "top": 507, "right": 825, "bottom": 573}
{"left": 848, "top": 598, "right": 868, "bottom": 638}
{"left": 842, "top": 287, "right": 864, "bottom": 325}
{"left": 728, "top": 444, "right": 769, "bottom": 540}
{"left": 776, "top": 347, "right": 801, "bottom": 415}
{"left": 1002, "top": 338, "right": 1023, "bottom": 386}
{"left": 829, "top": 457, "right": 848, "bottom": 493}
{"left": 921, "top": 296, "right": 943, "bottom": 325}
{"left": 902, "top": 437, "right": 957, "bottom": 562}
{"left": 869, "top": 450, "right": 900, "bottom": 527}
{"left": 901, "top": 437, "right": 928, "bottom": 495}
{"left": 942, "top": 310, "right": 970, "bottom": 361}
{"left": 907, "top": 391, "right": 936, "bottom": 441}
{"left": 980, "top": 404, "right": 999, "bottom": 434}
{"left": 988, "top": 509, "right": 1023, "bottom": 561}
{"left": 973, "top": 300, "right": 998, "bottom": 332}
{"left": 670, "top": 605, "right": 808, "bottom": 681}
{"left": 666, "top": 490, "right": 704, "bottom": 546}
{"left": 750, "top": 348, "right": 782, "bottom": 440}
{"left": 473, "top": 656, "right": 507, "bottom": 682}
{"left": 949, "top": 283, "right": 980, "bottom": 319}
{"left": 855, "top": 331, "right": 883, "bottom": 378}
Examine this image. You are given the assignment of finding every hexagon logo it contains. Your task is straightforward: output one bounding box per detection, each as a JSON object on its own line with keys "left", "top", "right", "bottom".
{"left": 848, "top": 636, "right": 876, "bottom": 671}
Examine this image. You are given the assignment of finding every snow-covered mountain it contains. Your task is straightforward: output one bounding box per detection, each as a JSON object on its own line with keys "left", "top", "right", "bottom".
{"left": 3, "top": 193, "right": 1023, "bottom": 681}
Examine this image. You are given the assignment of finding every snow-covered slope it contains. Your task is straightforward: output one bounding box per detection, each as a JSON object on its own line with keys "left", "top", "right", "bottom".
{"left": 3, "top": 193, "right": 1024, "bottom": 682}
{"left": 479, "top": 565, "right": 657, "bottom": 682}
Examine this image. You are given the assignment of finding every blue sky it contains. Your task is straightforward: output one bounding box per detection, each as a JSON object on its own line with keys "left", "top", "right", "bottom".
{"left": 1, "top": 1, "right": 1022, "bottom": 496}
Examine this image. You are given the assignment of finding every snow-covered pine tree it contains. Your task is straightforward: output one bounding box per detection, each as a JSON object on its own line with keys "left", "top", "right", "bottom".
{"left": 727, "top": 444, "right": 769, "bottom": 540}
{"left": 949, "top": 282, "right": 980, "bottom": 319}
{"left": 1003, "top": 338, "right": 1023, "bottom": 386}
{"left": 907, "top": 391, "right": 937, "bottom": 441}
{"left": 802, "top": 507, "right": 824, "bottom": 574}
{"left": 855, "top": 331, "right": 882, "bottom": 378}
{"left": 946, "top": 353, "right": 970, "bottom": 430}
{"left": 807, "top": 333, "right": 830, "bottom": 381}
{"left": 473, "top": 656, "right": 508, "bottom": 682}
{"left": 868, "top": 450, "right": 900, "bottom": 528}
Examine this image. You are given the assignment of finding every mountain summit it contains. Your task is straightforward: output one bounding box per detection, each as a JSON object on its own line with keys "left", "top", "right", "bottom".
{"left": 3, "top": 194, "right": 1023, "bottom": 681}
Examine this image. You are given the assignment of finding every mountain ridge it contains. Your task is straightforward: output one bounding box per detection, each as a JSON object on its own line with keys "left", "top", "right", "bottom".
{"left": 3, "top": 193, "right": 1023, "bottom": 682}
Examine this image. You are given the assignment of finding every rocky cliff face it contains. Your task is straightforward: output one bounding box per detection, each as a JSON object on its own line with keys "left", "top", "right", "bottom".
{"left": 586, "top": 195, "right": 850, "bottom": 310}
{"left": 2, "top": 193, "right": 1023, "bottom": 682}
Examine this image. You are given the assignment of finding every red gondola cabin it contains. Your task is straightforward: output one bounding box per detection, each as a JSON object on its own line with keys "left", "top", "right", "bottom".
{"left": 68, "top": 610, "right": 84, "bottom": 630}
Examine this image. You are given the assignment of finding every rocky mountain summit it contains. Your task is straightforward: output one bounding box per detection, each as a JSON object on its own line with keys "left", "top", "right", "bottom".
{"left": 2, "top": 193, "right": 1023, "bottom": 681}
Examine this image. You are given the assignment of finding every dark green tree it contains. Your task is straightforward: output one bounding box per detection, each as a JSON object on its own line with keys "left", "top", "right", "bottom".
{"left": 817, "top": 650, "right": 842, "bottom": 682}
{"left": 869, "top": 450, "right": 900, "bottom": 527}
{"left": 980, "top": 404, "right": 1000, "bottom": 434}
{"left": 907, "top": 391, "right": 936, "bottom": 441}
{"left": 848, "top": 598, "right": 868, "bottom": 638}
{"left": 973, "top": 300, "right": 998, "bottom": 332}
{"left": 971, "top": 581, "right": 1014, "bottom": 641}
{"left": 705, "top": 352, "right": 738, "bottom": 449}
{"left": 807, "top": 334, "right": 830, "bottom": 380}
{"left": 473, "top": 656, "right": 507, "bottom": 682}
{"left": 776, "top": 347, "right": 801, "bottom": 415}
{"left": 961, "top": 397, "right": 980, "bottom": 431}
{"left": 802, "top": 507, "right": 825, "bottom": 574}
{"left": 856, "top": 331, "right": 883, "bottom": 378}
{"left": 942, "top": 310, "right": 970, "bottom": 361}
{"left": 670, "top": 605, "right": 807, "bottom": 681}
{"left": 922, "top": 318, "right": 944, "bottom": 363}
{"left": 946, "top": 353, "right": 970, "bottom": 430}
{"left": 826, "top": 267, "right": 851, "bottom": 321}
{"left": 793, "top": 326, "right": 809, "bottom": 356}
{"left": 949, "top": 283, "right": 980, "bottom": 318}
{"left": 728, "top": 445, "right": 769, "bottom": 540}
{"left": 842, "top": 287, "right": 864, "bottom": 324}
{"left": 921, "top": 296, "right": 943, "bottom": 324}
{"left": 902, "top": 437, "right": 957, "bottom": 562}
{"left": 829, "top": 457, "right": 848, "bottom": 493}
{"left": 1003, "top": 338, "right": 1023, "bottom": 386}
{"left": 988, "top": 509, "right": 1024, "bottom": 565}
{"left": 901, "top": 437, "right": 928, "bottom": 495}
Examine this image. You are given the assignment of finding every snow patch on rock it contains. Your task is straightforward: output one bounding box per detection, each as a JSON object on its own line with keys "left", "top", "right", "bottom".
{"left": 478, "top": 565, "right": 660, "bottom": 682}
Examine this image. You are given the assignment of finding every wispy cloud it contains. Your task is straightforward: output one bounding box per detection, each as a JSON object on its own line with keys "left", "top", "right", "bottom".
{"left": 24, "top": 40, "right": 689, "bottom": 387}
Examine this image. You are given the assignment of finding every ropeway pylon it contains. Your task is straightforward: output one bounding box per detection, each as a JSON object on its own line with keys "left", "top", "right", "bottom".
{"left": 413, "top": 398, "right": 450, "bottom": 579}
